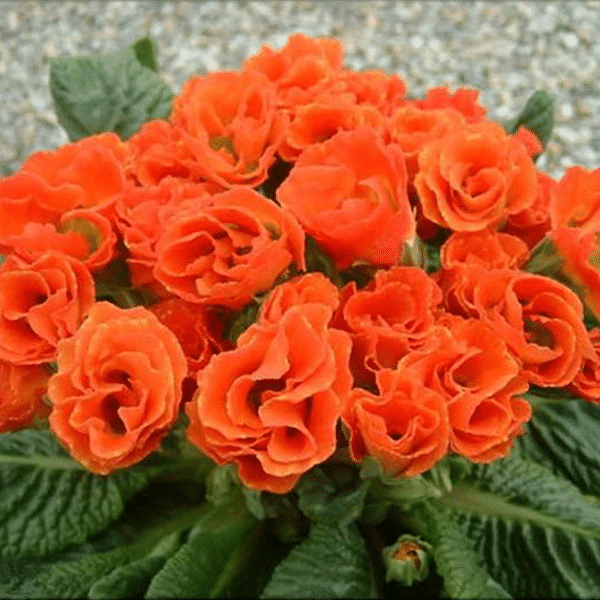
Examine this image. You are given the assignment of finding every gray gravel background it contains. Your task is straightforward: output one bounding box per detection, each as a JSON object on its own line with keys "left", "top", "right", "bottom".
{"left": 1, "top": 0, "right": 600, "bottom": 179}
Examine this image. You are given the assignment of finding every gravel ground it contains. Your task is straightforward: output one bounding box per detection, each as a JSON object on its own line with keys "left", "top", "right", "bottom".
{"left": 1, "top": 0, "right": 600, "bottom": 179}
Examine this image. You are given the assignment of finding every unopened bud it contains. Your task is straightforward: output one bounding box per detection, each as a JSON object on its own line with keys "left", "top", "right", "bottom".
{"left": 382, "top": 534, "right": 432, "bottom": 585}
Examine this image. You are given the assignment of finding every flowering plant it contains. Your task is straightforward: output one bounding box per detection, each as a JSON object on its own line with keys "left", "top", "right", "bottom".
{"left": 0, "top": 33, "right": 599, "bottom": 599}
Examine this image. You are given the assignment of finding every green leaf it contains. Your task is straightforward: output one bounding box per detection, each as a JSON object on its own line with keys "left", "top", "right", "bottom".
{"left": 504, "top": 90, "right": 555, "bottom": 151}
{"left": 50, "top": 44, "right": 173, "bottom": 142}
{"left": 88, "top": 532, "right": 181, "bottom": 599}
{"left": 261, "top": 522, "right": 376, "bottom": 599}
{"left": 419, "top": 504, "right": 511, "bottom": 599}
{"left": 304, "top": 236, "right": 342, "bottom": 286}
{"left": 145, "top": 500, "right": 256, "bottom": 598}
{"left": 296, "top": 466, "right": 369, "bottom": 527}
{"left": 16, "top": 548, "right": 131, "bottom": 599}
{"left": 131, "top": 37, "right": 159, "bottom": 72}
{"left": 433, "top": 447, "right": 600, "bottom": 598}
{"left": 0, "top": 429, "right": 150, "bottom": 559}
{"left": 515, "top": 396, "right": 600, "bottom": 496}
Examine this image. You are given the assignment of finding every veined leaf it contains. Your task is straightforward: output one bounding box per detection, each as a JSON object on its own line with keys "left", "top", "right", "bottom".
{"left": 515, "top": 396, "right": 600, "bottom": 496}
{"left": 419, "top": 503, "right": 511, "bottom": 599}
{"left": 504, "top": 90, "right": 554, "bottom": 151}
{"left": 432, "top": 448, "right": 600, "bottom": 598}
{"left": 261, "top": 522, "right": 376, "bottom": 599}
{"left": 50, "top": 43, "right": 173, "bottom": 141}
{"left": 145, "top": 500, "right": 256, "bottom": 599}
{"left": 0, "top": 429, "right": 149, "bottom": 559}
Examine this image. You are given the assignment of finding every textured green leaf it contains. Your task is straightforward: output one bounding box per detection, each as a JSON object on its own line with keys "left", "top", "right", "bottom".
{"left": 50, "top": 45, "right": 173, "bottom": 141}
{"left": 434, "top": 448, "right": 600, "bottom": 598}
{"left": 419, "top": 504, "right": 511, "bottom": 599}
{"left": 261, "top": 522, "right": 376, "bottom": 599}
{"left": 131, "top": 37, "right": 159, "bottom": 72}
{"left": 504, "top": 90, "right": 554, "bottom": 151}
{"left": 88, "top": 532, "right": 181, "bottom": 599}
{"left": 0, "top": 430, "right": 149, "bottom": 559}
{"left": 515, "top": 397, "right": 600, "bottom": 496}
{"left": 15, "top": 547, "right": 130, "bottom": 599}
{"left": 297, "top": 466, "right": 369, "bottom": 527}
{"left": 145, "top": 501, "right": 256, "bottom": 598}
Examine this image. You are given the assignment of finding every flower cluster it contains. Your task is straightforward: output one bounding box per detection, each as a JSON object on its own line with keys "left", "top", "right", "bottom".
{"left": 1, "top": 33, "right": 598, "bottom": 493}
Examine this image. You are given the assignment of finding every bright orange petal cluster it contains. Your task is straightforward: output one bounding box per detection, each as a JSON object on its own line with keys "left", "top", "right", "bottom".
{"left": 3, "top": 32, "right": 597, "bottom": 492}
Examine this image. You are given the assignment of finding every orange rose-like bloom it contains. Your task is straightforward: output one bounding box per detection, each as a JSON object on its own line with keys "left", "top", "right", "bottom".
{"left": 170, "top": 71, "right": 288, "bottom": 188}
{"left": 342, "top": 368, "right": 450, "bottom": 477}
{"left": 414, "top": 121, "right": 537, "bottom": 232}
{"left": 398, "top": 319, "right": 531, "bottom": 462}
{"left": 186, "top": 303, "right": 353, "bottom": 493}
{"left": 48, "top": 302, "right": 187, "bottom": 474}
{"left": 413, "top": 86, "right": 487, "bottom": 123}
{"left": 502, "top": 170, "right": 555, "bottom": 249}
{"left": 154, "top": 187, "right": 305, "bottom": 309}
{"left": 0, "top": 361, "right": 51, "bottom": 432}
{"left": 0, "top": 252, "right": 95, "bottom": 365}
{"left": 149, "top": 298, "right": 229, "bottom": 375}
{"left": 277, "top": 127, "right": 414, "bottom": 269}
{"left": 568, "top": 329, "right": 600, "bottom": 404}
{"left": 473, "top": 270, "right": 594, "bottom": 387}
{"left": 242, "top": 33, "right": 343, "bottom": 109}
{"left": 549, "top": 165, "right": 600, "bottom": 234}
{"left": 258, "top": 272, "right": 340, "bottom": 325}
{"left": 340, "top": 266, "right": 443, "bottom": 380}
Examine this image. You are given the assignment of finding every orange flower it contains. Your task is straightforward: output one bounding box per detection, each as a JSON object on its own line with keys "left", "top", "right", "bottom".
{"left": 332, "top": 69, "right": 408, "bottom": 116}
{"left": 258, "top": 272, "right": 340, "bottom": 325}
{"left": 436, "top": 230, "right": 529, "bottom": 318}
{"left": 0, "top": 252, "right": 95, "bottom": 365}
{"left": 440, "top": 230, "right": 529, "bottom": 271}
{"left": 186, "top": 303, "right": 353, "bottom": 493}
{"left": 149, "top": 298, "right": 229, "bottom": 375}
{"left": 414, "top": 121, "right": 538, "bottom": 232}
{"left": 153, "top": 187, "right": 305, "bottom": 309}
{"left": 473, "top": 269, "right": 594, "bottom": 387}
{"left": 48, "top": 302, "right": 187, "bottom": 474}
{"left": 342, "top": 368, "right": 449, "bottom": 477}
{"left": 568, "top": 328, "right": 600, "bottom": 404}
{"left": 170, "top": 71, "right": 288, "bottom": 187}
{"left": 398, "top": 318, "right": 531, "bottom": 462}
{"left": 115, "top": 178, "right": 215, "bottom": 292}
{"left": 339, "top": 267, "right": 442, "bottom": 384}
{"left": 242, "top": 33, "right": 344, "bottom": 109}
{"left": 19, "top": 132, "right": 132, "bottom": 212}
{"left": 0, "top": 361, "right": 50, "bottom": 433}
{"left": 277, "top": 126, "right": 414, "bottom": 269}
{"left": 386, "top": 105, "right": 467, "bottom": 182}
{"left": 277, "top": 92, "right": 379, "bottom": 162}
{"left": 549, "top": 165, "right": 600, "bottom": 234}
{"left": 413, "top": 86, "right": 487, "bottom": 123}
{"left": 502, "top": 170, "right": 555, "bottom": 249}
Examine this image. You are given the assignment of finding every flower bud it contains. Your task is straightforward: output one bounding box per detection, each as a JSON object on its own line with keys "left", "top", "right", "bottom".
{"left": 382, "top": 534, "right": 432, "bottom": 585}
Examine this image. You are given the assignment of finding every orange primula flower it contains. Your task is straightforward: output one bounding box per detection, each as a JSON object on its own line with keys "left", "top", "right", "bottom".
{"left": 414, "top": 121, "right": 538, "bottom": 232}
{"left": 502, "top": 170, "right": 555, "bottom": 249}
{"left": 242, "top": 33, "right": 344, "bottom": 109}
{"left": 170, "top": 70, "right": 288, "bottom": 187}
{"left": 0, "top": 252, "right": 95, "bottom": 365}
{"left": 277, "top": 126, "right": 414, "bottom": 269}
{"left": 412, "top": 85, "right": 487, "bottom": 123}
{"left": 0, "top": 361, "right": 50, "bottom": 433}
{"left": 186, "top": 302, "right": 352, "bottom": 494}
{"left": 568, "top": 328, "right": 600, "bottom": 404}
{"left": 342, "top": 368, "right": 450, "bottom": 477}
{"left": 338, "top": 266, "right": 443, "bottom": 386}
{"left": 472, "top": 269, "right": 594, "bottom": 387}
{"left": 398, "top": 318, "right": 531, "bottom": 462}
{"left": 153, "top": 186, "right": 305, "bottom": 309}
{"left": 48, "top": 302, "right": 187, "bottom": 474}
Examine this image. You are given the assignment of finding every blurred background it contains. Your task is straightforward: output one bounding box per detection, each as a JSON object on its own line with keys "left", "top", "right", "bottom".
{"left": 1, "top": 0, "right": 599, "bottom": 178}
